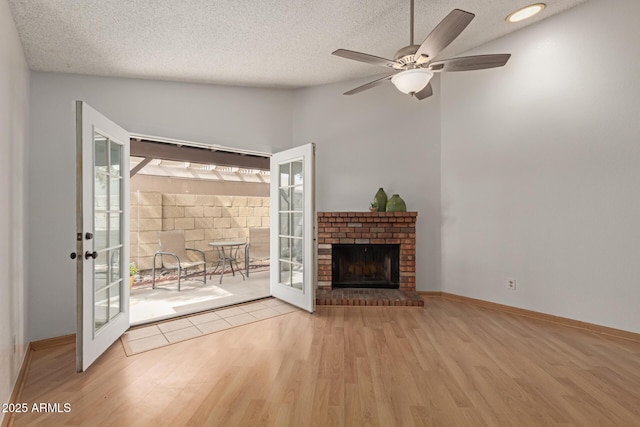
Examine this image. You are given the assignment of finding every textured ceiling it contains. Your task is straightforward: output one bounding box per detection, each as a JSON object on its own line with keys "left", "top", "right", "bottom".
{"left": 8, "top": 0, "right": 588, "bottom": 89}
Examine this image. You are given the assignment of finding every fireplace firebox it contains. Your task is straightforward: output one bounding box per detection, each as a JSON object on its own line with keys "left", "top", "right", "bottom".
{"left": 332, "top": 244, "right": 400, "bottom": 289}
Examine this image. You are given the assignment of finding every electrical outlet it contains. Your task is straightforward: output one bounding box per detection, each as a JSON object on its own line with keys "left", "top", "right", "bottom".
{"left": 507, "top": 279, "right": 517, "bottom": 290}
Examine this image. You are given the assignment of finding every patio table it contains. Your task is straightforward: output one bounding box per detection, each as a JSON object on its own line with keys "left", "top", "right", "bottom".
{"left": 208, "top": 241, "right": 247, "bottom": 284}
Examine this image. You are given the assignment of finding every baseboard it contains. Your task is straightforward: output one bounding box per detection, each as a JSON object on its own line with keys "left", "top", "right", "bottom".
{"left": 1, "top": 334, "right": 75, "bottom": 427}
{"left": 29, "top": 334, "right": 75, "bottom": 351}
{"left": 417, "top": 291, "right": 442, "bottom": 297}
{"left": 1, "top": 344, "right": 34, "bottom": 427}
{"left": 417, "top": 291, "right": 640, "bottom": 343}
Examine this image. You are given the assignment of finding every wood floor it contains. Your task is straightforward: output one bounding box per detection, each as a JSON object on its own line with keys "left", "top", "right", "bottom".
{"left": 9, "top": 298, "right": 640, "bottom": 426}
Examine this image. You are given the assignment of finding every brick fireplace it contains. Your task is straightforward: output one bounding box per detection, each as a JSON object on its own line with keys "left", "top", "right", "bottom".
{"left": 317, "top": 212, "right": 417, "bottom": 291}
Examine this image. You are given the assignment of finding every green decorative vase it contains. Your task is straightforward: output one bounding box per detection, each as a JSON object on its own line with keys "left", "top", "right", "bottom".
{"left": 386, "top": 194, "right": 407, "bottom": 212}
{"left": 374, "top": 188, "right": 388, "bottom": 212}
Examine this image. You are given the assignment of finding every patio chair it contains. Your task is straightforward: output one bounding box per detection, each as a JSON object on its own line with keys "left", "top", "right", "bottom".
{"left": 245, "top": 227, "right": 270, "bottom": 277}
{"left": 152, "top": 230, "right": 206, "bottom": 291}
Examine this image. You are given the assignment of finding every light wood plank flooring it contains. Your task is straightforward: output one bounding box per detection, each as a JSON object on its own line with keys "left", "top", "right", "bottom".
{"left": 9, "top": 298, "right": 640, "bottom": 426}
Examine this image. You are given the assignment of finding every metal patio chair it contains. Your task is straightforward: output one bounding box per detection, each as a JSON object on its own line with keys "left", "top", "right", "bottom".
{"left": 152, "top": 230, "right": 206, "bottom": 291}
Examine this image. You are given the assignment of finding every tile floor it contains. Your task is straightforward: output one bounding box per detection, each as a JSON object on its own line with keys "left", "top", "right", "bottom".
{"left": 122, "top": 298, "right": 299, "bottom": 355}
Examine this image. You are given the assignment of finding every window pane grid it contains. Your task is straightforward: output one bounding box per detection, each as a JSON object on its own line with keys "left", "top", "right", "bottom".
{"left": 278, "top": 160, "right": 304, "bottom": 290}
{"left": 93, "top": 132, "right": 124, "bottom": 333}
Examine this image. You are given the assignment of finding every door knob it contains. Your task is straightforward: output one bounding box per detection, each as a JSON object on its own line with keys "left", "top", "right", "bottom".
{"left": 85, "top": 251, "right": 98, "bottom": 260}
{"left": 70, "top": 252, "right": 78, "bottom": 260}
{"left": 85, "top": 232, "right": 94, "bottom": 240}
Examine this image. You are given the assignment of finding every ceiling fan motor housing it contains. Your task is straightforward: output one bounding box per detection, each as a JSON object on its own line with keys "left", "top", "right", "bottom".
{"left": 393, "top": 45, "right": 422, "bottom": 68}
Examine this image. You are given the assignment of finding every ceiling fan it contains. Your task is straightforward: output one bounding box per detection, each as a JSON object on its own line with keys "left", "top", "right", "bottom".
{"left": 332, "top": 0, "right": 511, "bottom": 100}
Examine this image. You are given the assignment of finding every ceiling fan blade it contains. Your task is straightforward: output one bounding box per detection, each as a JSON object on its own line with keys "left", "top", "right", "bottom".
{"left": 344, "top": 74, "right": 394, "bottom": 95}
{"left": 415, "top": 9, "right": 475, "bottom": 61}
{"left": 429, "top": 54, "right": 511, "bottom": 72}
{"left": 414, "top": 82, "right": 433, "bottom": 100}
{"left": 332, "top": 49, "right": 398, "bottom": 68}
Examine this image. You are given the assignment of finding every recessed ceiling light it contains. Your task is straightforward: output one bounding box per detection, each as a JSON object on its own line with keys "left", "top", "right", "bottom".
{"left": 506, "top": 3, "right": 546, "bottom": 23}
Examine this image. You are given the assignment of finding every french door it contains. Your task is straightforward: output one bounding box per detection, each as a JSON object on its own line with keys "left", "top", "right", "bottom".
{"left": 270, "top": 143, "right": 316, "bottom": 312}
{"left": 75, "top": 101, "right": 130, "bottom": 372}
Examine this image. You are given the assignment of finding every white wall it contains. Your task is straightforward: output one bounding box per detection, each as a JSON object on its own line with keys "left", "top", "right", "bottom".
{"left": 0, "top": 0, "right": 29, "bottom": 418}
{"left": 293, "top": 77, "right": 442, "bottom": 291}
{"left": 28, "top": 73, "right": 295, "bottom": 340}
{"left": 441, "top": 0, "right": 640, "bottom": 333}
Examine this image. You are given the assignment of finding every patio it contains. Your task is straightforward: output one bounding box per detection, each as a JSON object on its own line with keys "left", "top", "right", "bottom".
{"left": 130, "top": 269, "right": 270, "bottom": 325}
{"left": 128, "top": 152, "right": 272, "bottom": 326}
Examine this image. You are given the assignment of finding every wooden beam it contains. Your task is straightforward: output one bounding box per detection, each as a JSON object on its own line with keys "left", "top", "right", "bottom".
{"left": 130, "top": 139, "right": 270, "bottom": 170}
{"left": 130, "top": 157, "right": 153, "bottom": 178}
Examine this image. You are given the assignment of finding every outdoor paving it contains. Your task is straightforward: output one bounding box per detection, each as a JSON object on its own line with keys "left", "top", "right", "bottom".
{"left": 129, "top": 269, "right": 270, "bottom": 325}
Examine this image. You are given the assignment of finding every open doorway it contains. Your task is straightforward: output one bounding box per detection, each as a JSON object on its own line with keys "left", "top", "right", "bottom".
{"left": 128, "top": 138, "right": 271, "bottom": 325}
{"left": 76, "top": 101, "right": 315, "bottom": 371}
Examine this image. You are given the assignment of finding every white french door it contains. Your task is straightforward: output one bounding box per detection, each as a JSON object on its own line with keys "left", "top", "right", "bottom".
{"left": 75, "top": 101, "right": 130, "bottom": 372}
{"left": 270, "top": 143, "right": 316, "bottom": 312}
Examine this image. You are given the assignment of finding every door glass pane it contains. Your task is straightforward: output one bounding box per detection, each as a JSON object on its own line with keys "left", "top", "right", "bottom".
{"left": 292, "top": 213, "right": 303, "bottom": 237}
{"left": 291, "top": 186, "right": 303, "bottom": 211}
{"left": 109, "top": 284, "right": 120, "bottom": 321}
{"left": 291, "top": 266, "right": 303, "bottom": 290}
{"left": 95, "top": 175, "right": 108, "bottom": 210}
{"left": 279, "top": 213, "right": 290, "bottom": 236}
{"left": 292, "top": 238, "right": 303, "bottom": 263}
{"left": 280, "top": 237, "right": 291, "bottom": 260}
{"left": 94, "top": 133, "right": 108, "bottom": 174}
{"left": 110, "top": 248, "right": 121, "bottom": 282}
{"left": 110, "top": 214, "right": 121, "bottom": 246}
{"left": 109, "top": 177, "right": 121, "bottom": 210}
{"left": 279, "top": 164, "right": 290, "bottom": 188}
{"left": 110, "top": 142, "right": 122, "bottom": 176}
{"left": 279, "top": 187, "right": 291, "bottom": 211}
{"left": 94, "top": 288, "right": 108, "bottom": 330}
{"left": 279, "top": 261, "right": 291, "bottom": 286}
{"left": 95, "top": 252, "right": 108, "bottom": 292}
{"left": 95, "top": 213, "right": 108, "bottom": 251}
{"left": 291, "top": 161, "right": 303, "bottom": 186}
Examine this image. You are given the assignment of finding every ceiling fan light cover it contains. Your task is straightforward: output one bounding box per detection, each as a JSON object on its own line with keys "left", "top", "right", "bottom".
{"left": 391, "top": 69, "right": 434, "bottom": 94}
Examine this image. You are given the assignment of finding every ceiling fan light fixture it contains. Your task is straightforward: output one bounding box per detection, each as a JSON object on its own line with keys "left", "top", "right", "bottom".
{"left": 391, "top": 69, "right": 434, "bottom": 94}
{"left": 333, "top": 7, "right": 510, "bottom": 100}
{"left": 506, "top": 3, "right": 546, "bottom": 23}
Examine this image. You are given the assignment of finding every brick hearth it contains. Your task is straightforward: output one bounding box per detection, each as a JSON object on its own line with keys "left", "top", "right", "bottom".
{"left": 317, "top": 211, "right": 417, "bottom": 296}
{"left": 316, "top": 288, "right": 424, "bottom": 307}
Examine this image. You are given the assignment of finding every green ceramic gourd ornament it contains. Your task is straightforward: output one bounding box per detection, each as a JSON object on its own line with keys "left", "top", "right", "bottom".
{"left": 386, "top": 194, "right": 407, "bottom": 212}
{"left": 374, "top": 188, "right": 387, "bottom": 212}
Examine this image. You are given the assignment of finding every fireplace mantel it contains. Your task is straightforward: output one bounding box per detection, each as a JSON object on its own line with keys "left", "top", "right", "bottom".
{"left": 317, "top": 212, "right": 417, "bottom": 290}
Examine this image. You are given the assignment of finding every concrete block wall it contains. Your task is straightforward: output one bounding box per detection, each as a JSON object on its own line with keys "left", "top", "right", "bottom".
{"left": 131, "top": 191, "right": 270, "bottom": 271}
